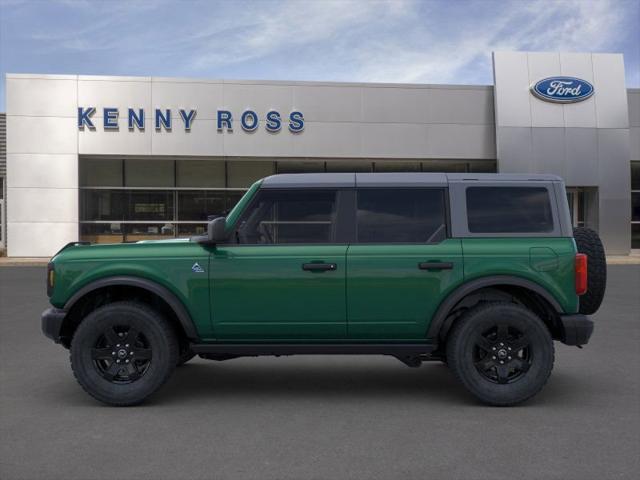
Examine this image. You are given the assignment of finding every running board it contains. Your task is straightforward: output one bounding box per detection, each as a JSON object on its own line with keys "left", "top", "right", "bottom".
{"left": 190, "top": 342, "right": 437, "bottom": 357}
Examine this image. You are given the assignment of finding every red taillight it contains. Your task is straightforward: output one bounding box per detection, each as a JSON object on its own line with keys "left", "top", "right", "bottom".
{"left": 575, "top": 253, "right": 588, "bottom": 296}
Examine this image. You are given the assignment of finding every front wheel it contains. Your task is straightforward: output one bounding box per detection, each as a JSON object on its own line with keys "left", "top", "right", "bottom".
{"left": 70, "top": 301, "right": 178, "bottom": 406}
{"left": 446, "top": 302, "right": 554, "bottom": 406}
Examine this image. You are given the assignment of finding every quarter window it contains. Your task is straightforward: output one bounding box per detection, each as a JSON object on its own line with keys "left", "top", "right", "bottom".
{"left": 236, "top": 190, "right": 338, "bottom": 244}
{"left": 466, "top": 187, "right": 553, "bottom": 233}
{"left": 356, "top": 189, "right": 447, "bottom": 243}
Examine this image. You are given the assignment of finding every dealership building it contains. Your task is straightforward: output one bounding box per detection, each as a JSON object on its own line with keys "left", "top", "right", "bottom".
{"left": 1, "top": 51, "right": 639, "bottom": 257}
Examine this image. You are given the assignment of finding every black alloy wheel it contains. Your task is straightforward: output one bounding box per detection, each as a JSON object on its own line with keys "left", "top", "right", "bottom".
{"left": 91, "top": 325, "right": 152, "bottom": 383}
{"left": 446, "top": 302, "right": 554, "bottom": 406}
{"left": 472, "top": 323, "right": 532, "bottom": 384}
{"left": 70, "top": 301, "right": 178, "bottom": 406}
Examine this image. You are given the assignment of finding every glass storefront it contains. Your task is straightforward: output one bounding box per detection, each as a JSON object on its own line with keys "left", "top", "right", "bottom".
{"left": 567, "top": 188, "right": 586, "bottom": 228}
{"left": 79, "top": 157, "right": 496, "bottom": 243}
{"left": 632, "top": 162, "right": 640, "bottom": 249}
{"left": 566, "top": 187, "right": 598, "bottom": 231}
{"left": 0, "top": 177, "right": 4, "bottom": 250}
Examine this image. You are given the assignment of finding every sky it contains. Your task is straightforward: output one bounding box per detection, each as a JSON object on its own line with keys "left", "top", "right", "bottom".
{"left": 0, "top": 0, "right": 639, "bottom": 111}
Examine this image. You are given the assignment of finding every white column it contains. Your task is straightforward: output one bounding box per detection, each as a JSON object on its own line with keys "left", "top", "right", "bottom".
{"left": 6, "top": 74, "right": 79, "bottom": 257}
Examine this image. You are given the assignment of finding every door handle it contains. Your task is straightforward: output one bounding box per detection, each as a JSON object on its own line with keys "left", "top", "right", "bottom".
{"left": 418, "top": 262, "right": 453, "bottom": 270}
{"left": 302, "top": 263, "right": 337, "bottom": 272}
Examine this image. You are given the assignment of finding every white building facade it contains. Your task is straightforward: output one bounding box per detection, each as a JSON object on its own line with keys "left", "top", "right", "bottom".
{"left": 3, "top": 51, "right": 639, "bottom": 257}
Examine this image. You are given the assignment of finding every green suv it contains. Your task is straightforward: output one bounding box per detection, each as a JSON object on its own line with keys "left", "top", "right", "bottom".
{"left": 42, "top": 173, "right": 605, "bottom": 406}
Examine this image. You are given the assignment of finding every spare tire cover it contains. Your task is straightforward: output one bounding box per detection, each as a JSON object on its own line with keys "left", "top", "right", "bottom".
{"left": 573, "top": 227, "right": 607, "bottom": 315}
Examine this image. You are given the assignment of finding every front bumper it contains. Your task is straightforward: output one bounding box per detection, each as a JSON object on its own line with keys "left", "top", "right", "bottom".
{"left": 41, "top": 307, "right": 67, "bottom": 344}
{"left": 559, "top": 314, "right": 594, "bottom": 346}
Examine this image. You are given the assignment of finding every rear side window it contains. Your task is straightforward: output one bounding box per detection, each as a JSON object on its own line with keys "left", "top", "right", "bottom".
{"left": 466, "top": 187, "right": 553, "bottom": 233}
{"left": 236, "top": 189, "right": 337, "bottom": 244}
{"left": 356, "top": 188, "right": 447, "bottom": 243}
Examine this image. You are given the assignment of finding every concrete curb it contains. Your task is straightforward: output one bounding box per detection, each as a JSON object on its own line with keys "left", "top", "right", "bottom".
{"left": 0, "top": 258, "right": 51, "bottom": 266}
{"left": 606, "top": 256, "right": 640, "bottom": 265}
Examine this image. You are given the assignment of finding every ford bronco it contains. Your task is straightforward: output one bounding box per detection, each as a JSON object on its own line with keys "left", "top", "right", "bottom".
{"left": 41, "top": 173, "right": 605, "bottom": 406}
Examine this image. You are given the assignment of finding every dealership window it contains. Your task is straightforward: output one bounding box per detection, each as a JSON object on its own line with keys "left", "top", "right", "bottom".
{"left": 0, "top": 177, "right": 5, "bottom": 249}
{"left": 276, "top": 161, "right": 325, "bottom": 173}
{"left": 326, "top": 161, "right": 372, "bottom": 172}
{"left": 467, "top": 160, "right": 497, "bottom": 173}
{"left": 374, "top": 161, "right": 421, "bottom": 172}
{"left": 80, "top": 158, "right": 123, "bottom": 187}
{"left": 632, "top": 162, "right": 640, "bottom": 249}
{"left": 227, "top": 161, "right": 275, "bottom": 188}
{"left": 567, "top": 188, "right": 586, "bottom": 228}
{"left": 177, "top": 160, "right": 225, "bottom": 188}
{"left": 125, "top": 159, "right": 174, "bottom": 187}
{"left": 276, "top": 160, "right": 496, "bottom": 174}
{"left": 566, "top": 187, "right": 598, "bottom": 231}
{"left": 79, "top": 157, "right": 266, "bottom": 243}
{"left": 177, "top": 191, "right": 226, "bottom": 221}
{"left": 422, "top": 161, "right": 466, "bottom": 173}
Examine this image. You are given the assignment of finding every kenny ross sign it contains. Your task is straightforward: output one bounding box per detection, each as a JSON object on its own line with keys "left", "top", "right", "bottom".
{"left": 78, "top": 107, "right": 305, "bottom": 133}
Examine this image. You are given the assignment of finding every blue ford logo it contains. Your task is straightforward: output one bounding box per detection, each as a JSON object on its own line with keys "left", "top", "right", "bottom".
{"left": 531, "top": 77, "right": 594, "bottom": 103}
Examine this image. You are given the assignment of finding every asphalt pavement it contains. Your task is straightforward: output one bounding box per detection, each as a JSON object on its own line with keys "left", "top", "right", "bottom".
{"left": 1, "top": 266, "right": 639, "bottom": 480}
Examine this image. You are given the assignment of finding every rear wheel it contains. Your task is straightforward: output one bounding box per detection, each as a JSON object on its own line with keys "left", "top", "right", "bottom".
{"left": 573, "top": 227, "right": 606, "bottom": 315}
{"left": 447, "top": 302, "right": 554, "bottom": 406}
{"left": 70, "top": 301, "right": 178, "bottom": 406}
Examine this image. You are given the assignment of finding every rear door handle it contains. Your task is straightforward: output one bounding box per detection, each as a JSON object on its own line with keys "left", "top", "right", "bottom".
{"left": 302, "top": 263, "right": 337, "bottom": 272}
{"left": 418, "top": 262, "right": 453, "bottom": 270}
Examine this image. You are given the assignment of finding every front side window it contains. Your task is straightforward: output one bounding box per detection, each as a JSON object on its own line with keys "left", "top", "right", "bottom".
{"left": 356, "top": 188, "right": 447, "bottom": 243}
{"left": 236, "top": 189, "right": 338, "bottom": 244}
{"left": 466, "top": 187, "right": 553, "bottom": 233}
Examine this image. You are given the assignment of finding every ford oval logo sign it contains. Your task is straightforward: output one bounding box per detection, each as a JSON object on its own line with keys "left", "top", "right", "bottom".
{"left": 531, "top": 76, "right": 594, "bottom": 103}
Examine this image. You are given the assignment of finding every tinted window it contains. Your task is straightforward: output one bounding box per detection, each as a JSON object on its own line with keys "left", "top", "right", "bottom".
{"left": 236, "top": 189, "right": 337, "bottom": 244}
{"left": 356, "top": 189, "right": 447, "bottom": 243}
{"left": 466, "top": 187, "right": 553, "bottom": 233}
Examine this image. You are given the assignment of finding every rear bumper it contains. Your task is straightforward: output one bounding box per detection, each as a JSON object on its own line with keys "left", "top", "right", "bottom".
{"left": 41, "top": 307, "right": 67, "bottom": 344}
{"left": 559, "top": 314, "right": 594, "bottom": 346}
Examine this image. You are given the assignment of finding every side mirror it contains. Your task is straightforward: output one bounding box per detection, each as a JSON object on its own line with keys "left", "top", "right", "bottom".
{"left": 207, "top": 217, "right": 228, "bottom": 244}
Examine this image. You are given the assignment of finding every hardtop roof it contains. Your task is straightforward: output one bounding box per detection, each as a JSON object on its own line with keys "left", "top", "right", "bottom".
{"left": 260, "top": 172, "right": 563, "bottom": 188}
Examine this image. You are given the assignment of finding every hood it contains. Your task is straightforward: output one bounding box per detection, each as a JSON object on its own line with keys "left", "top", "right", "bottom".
{"left": 51, "top": 238, "right": 194, "bottom": 263}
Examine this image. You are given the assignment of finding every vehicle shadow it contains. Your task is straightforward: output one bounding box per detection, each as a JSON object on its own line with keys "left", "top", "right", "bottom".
{"left": 153, "top": 359, "right": 474, "bottom": 405}
{"left": 49, "top": 355, "right": 596, "bottom": 408}
{"left": 150, "top": 358, "right": 595, "bottom": 407}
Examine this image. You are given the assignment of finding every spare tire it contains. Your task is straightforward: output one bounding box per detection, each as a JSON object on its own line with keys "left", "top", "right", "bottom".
{"left": 573, "top": 227, "right": 606, "bottom": 315}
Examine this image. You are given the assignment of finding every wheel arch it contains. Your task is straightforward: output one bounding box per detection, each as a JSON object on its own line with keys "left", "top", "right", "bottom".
{"left": 61, "top": 276, "right": 199, "bottom": 347}
{"left": 427, "top": 275, "right": 563, "bottom": 343}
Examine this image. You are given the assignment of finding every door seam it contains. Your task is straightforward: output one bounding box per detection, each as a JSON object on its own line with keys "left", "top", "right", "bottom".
{"left": 345, "top": 244, "right": 351, "bottom": 338}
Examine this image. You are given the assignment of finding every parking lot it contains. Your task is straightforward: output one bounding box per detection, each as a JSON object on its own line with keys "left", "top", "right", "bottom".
{"left": 1, "top": 265, "right": 639, "bottom": 480}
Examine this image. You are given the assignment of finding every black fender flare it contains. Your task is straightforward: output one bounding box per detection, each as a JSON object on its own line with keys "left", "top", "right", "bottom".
{"left": 64, "top": 276, "right": 199, "bottom": 340}
{"left": 426, "top": 275, "right": 563, "bottom": 342}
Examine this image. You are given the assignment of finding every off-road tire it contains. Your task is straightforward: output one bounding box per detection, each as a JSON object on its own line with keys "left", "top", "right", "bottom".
{"left": 447, "top": 302, "right": 554, "bottom": 406}
{"left": 573, "top": 227, "right": 606, "bottom": 315}
{"left": 70, "top": 301, "right": 178, "bottom": 406}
